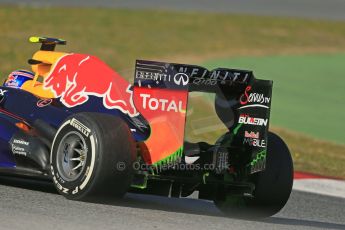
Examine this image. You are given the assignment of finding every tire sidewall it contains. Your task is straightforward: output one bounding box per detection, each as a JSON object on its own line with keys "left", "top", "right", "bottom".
{"left": 214, "top": 132, "right": 294, "bottom": 218}
{"left": 50, "top": 116, "right": 100, "bottom": 199}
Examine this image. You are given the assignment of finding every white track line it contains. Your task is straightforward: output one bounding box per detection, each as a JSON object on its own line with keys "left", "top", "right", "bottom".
{"left": 293, "top": 178, "right": 345, "bottom": 199}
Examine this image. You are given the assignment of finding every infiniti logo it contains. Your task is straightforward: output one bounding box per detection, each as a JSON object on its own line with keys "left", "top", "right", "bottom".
{"left": 173, "top": 73, "right": 189, "bottom": 86}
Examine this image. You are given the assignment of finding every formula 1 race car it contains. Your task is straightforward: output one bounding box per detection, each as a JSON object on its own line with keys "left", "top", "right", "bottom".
{"left": 0, "top": 37, "right": 293, "bottom": 218}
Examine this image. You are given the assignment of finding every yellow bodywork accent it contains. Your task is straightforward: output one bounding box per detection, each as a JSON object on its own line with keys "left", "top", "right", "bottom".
{"left": 30, "top": 50, "right": 67, "bottom": 75}
{"left": 22, "top": 50, "right": 68, "bottom": 98}
{"left": 21, "top": 77, "right": 55, "bottom": 99}
{"left": 29, "top": 36, "right": 41, "bottom": 43}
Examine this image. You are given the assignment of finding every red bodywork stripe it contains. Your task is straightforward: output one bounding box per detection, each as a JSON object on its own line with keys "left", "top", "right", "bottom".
{"left": 294, "top": 171, "right": 342, "bottom": 180}
{"left": 0, "top": 108, "right": 31, "bottom": 127}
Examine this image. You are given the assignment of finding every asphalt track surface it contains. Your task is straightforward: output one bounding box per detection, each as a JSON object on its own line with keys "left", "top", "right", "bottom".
{"left": 0, "top": 177, "right": 344, "bottom": 230}
{"left": 1, "top": 0, "right": 345, "bottom": 21}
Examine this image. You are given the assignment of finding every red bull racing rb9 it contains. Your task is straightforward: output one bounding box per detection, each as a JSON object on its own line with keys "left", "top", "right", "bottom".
{"left": 0, "top": 37, "right": 293, "bottom": 218}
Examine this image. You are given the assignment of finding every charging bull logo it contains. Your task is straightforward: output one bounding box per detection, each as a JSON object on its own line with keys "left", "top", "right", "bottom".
{"left": 44, "top": 53, "right": 138, "bottom": 117}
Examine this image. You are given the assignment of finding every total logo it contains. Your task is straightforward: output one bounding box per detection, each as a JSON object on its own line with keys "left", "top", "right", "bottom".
{"left": 240, "top": 86, "right": 270, "bottom": 108}
{"left": 243, "top": 137, "right": 266, "bottom": 148}
{"left": 238, "top": 114, "right": 268, "bottom": 126}
{"left": 140, "top": 93, "right": 184, "bottom": 113}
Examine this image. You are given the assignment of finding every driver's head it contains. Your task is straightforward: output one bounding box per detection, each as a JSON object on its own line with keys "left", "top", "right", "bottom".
{"left": 3, "top": 70, "right": 34, "bottom": 88}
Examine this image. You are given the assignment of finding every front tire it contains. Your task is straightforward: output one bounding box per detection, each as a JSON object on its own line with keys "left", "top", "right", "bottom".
{"left": 50, "top": 113, "right": 136, "bottom": 201}
{"left": 214, "top": 132, "right": 293, "bottom": 218}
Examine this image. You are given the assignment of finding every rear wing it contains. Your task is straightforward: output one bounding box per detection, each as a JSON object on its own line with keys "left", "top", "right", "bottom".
{"left": 133, "top": 60, "right": 272, "bottom": 174}
{"left": 134, "top": 60, "right": 252, "bottom": 93}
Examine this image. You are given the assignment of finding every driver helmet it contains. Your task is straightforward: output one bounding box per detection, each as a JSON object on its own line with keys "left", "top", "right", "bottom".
{"left": 3, "top": 70, "right": 34, "bottom": 89}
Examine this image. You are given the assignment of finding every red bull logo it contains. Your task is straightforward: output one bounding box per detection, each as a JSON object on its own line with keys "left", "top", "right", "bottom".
{"left": 7, "top": 75, "right": 16, "bottom": 82}
{"left": 244, "top": 131, "right": 260, "bottom": 139}
{"left": 44, "top": 53, "right": 138, "bottom": 117}
{"left": 5, "top": 75, "right": 17, "bottom": 87}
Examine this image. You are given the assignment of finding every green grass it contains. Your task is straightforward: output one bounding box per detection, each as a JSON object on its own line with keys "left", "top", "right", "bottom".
{"left": 0, "top": 6, "right": 345, "bottom": 177}
{"left": 1, "top": 6, "right": 345, "bottom": 80}
{"left": 271, "top": 127, "right": 345, "bottom": 179}
{"left": 203, "top": 53, "right": 345, "bottom": 144}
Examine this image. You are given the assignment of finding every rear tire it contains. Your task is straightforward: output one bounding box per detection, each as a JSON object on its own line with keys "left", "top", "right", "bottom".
{"left": 50, "top": 113, "right": 136, "bottom": 201}
{"left": 214, "top": 132, "right": 293, "bottom": 218}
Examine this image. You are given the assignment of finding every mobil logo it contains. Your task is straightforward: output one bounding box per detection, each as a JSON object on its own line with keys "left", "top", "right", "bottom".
{"left": 44, "top": 53, "right": 138, "bottom": 117}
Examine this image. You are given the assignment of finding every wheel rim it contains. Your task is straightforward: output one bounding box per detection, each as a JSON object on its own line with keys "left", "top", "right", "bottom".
{"left": 56, "top": 131, "right": 88, "bottom": 182}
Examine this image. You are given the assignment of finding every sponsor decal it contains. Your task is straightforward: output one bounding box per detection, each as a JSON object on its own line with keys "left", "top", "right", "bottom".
{"left": 37, "top": 98, "right": 53, "bottom": 107}
{"left": 5, "top": 75, "right": 19, "bottom": 87}
{"left": 11, "top": 138, "right": 30, "bottom": 156}
{"left": 135, "top": 71, "right": 171, "bottom": 83}
{"left": 244, "top": 131, "right": 259, "bottom": 139}
{"left": 9, "top": 71, "right": 34, "bottom": 79}
{"left": 173, "top": 73, "right": 189, "bottom": 86}
{"left": 13, "top": 139, "right": 29, "bottom": 146}
{"left": 190, "top": 68, "right": 215, "bottom": 86}
{"left": 135, "top": 61, "right": 250, "bottom": 88}
{"left": 140, "top": 93, "right": 184, "bottom": 113}
{"left": 52, "top": 174, "right": 69, "bottom": 194}
{"left": 239, "top": 86, "right": 270, "bottom": 108}
{"left": 135, "top": 61, "right": 171, "bottom": 84}
{"left": 135, "top": 62, "right": 189, "bottom": 87}
{"left": 133, "top": 86, "right": 187, "bottom": 164}
{"left": 44, "top": 54, "right": 138, "bottom": 117}
{"left": 238, "top": 114, "right": 268, "bottom": 126}
{"left": 72, "top": 186, "right": 79, "bottom": 195}
{"left": 5, "top": 81, "right": 19, "bottom": 88}
{"left": 192, "top": 70, "right": 249, "bottom": 86}
{"left": 11, "top": 145, "right": 27, "bottom": 156}
{"left": 243, "top": 137, "right": 266, "bottom": 148}
{"left": 0, "top": 89, "right": 7, "bottom": 96}
{"left": 70, "top": 118, "right": 91, "bottom": 137}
